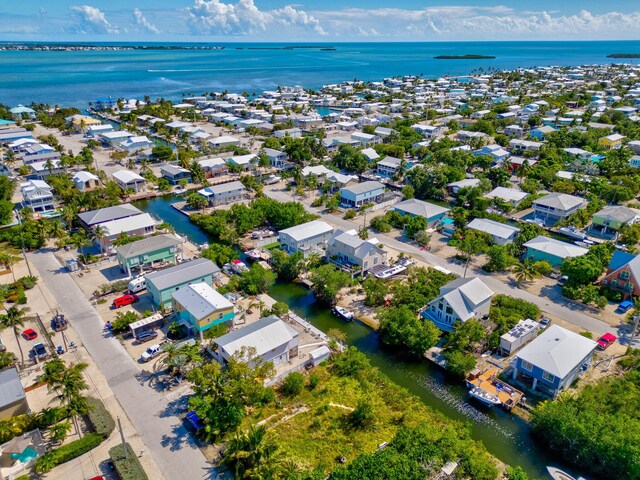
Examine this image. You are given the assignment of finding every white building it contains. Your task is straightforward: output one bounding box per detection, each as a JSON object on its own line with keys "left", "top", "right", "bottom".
{"left": 20, "top": 180, "right": 54, "bottom": 213}
{"left": 112, "top": 170, "right": 146, "bottom": 193}
{"left": 278, "top": 220, "right": 334, "bottom": 257}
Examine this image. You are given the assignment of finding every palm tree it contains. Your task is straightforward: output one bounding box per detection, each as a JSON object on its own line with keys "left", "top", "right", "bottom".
{"left": 0, "top": 245, "right": 21, "bottom": 281}
{"left": 92, "top": 225, "right": 106, "bottom": 255}
{"left": 222, "top": 425, "right": 283, "bottom": 479}
{"left": 256, "top": 300, "right": 266, "bottom": 317}
{"left": 0, "top": 306, "right": 29, "bottom": 365}
{"left": 512, "top": 260, "right": 541, "bottom": 285}
{"left": 48, "top": 221, "right": 66, "bottom": 240}
{"left": 45, "top": 360, "right": 89, "bottom": 437}
{"left": 516, "top": 159, "right": 531, "bottom": 182}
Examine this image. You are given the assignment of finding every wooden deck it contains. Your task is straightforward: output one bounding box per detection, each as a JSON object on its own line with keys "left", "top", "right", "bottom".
{"left": 466, "top": 367, "right": 524, "bottom": 410}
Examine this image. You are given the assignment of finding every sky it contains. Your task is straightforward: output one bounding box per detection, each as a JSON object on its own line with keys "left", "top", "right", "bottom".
{"left": 2, "top": 1, "right": 640, "bottom": 42}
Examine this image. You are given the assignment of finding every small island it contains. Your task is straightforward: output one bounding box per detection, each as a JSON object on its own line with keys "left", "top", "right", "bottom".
{"left": 434, "top": 54, "right": 495, "bottom": 60}
{"left": 607, "top": 53, "right": 640, "bottom": 59}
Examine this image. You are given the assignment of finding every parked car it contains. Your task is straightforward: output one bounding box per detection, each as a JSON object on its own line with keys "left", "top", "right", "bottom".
{"left": 141, "top": 344, "right": 162, "bottom": 362}
{"left": 615, "top": 300, "right": 634, "bottom": 314}
{"left": 22, "top": 329, "right": 38, "bottom": 341}
{"left": 539, "top": 317, "right": 552, "bottom": 329}
{"left": 51, "top": 314, "right": 68, "bottom": 332}
{"left": 596, "top": 333, "right": 617, "bottom": 350}
{"left": 136, "top": 331, "right": 158, "bottom": 344}
{"left": 32, "top": 343, "right": 47, "bottom": 360}
{"left": 112, "top": 294, "right": 139, "bottom": 309}
{"left": 185, "top": 410, "right": 204, "bottom": 431}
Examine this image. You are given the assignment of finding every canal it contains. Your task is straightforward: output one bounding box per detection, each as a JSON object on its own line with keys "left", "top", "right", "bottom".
{"left": 133, "top": 195, "right": 574, "bottom": 480}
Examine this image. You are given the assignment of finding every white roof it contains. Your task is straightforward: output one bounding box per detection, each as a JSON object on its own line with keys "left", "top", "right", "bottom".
{"left": 467, "top": 218, "right": 520, "bottom": 240}
{"left": 279, "top": 220, "right": 333, "bottom": 241}
{"left": 215, "top": 316, "right": 298, "bottom": 358}
{"left": 99, "top": 213, "right": 157, "bottom": 236}
{"left": 171, "top": 283, "right": 232, "bottom": 320}
{"left": 72, "top": 171, "right": 99, "bottom": 183}
{"left": 209, "top": 135, "right": 240, "bottom": 145}
{"left": 516, "top": 325, "right": 597, "bottom": 378}
{"left": 394, "top": 198, "right": 449, "bottom": 219}
{"left": 227, "top": 154, "right": 256, "bottom": 165}
{"left": 361, "top": 148, "right": 380, "bottom": 160}
{"left": 484, "top": 187, "right": 529, "bottom": 203}
{"left": 533, "top": 192, "right": 585, "bottom": 211}
{"left": 523, "top": 235, "right": 588, "bottom": 260}
{"left": 198, "top": 157, "right": 226, "bottom": 168}
{"left": 101, "top": 131, "right": 134, "bottom": 140}
{"left": 112, "top": 169, "right": 145, "bottom": 184}
{"left": 438, "top": 277, "right": 494, "bottom": 321}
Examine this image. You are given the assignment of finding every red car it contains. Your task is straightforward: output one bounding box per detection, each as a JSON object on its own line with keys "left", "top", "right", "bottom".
{"left": 22, "top": 329, "right": 38, "bottom": 341}
{"left": 596, "top": 333, "right": 617, "bottom": 350}
{"left": 112, "top": 294, "right": 139, "bottom": 309}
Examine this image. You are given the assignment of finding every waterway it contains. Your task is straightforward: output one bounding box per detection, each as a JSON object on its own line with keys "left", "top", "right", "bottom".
{"left": 133, "top": 194, "right": 578, "bottom": 480}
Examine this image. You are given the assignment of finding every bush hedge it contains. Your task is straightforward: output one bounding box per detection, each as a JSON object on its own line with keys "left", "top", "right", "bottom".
{"left": 86, "top": 397, "right": 115, "bottom": 438}
{"left": 109, "top": 443, "right": 149, "bottom": 480}
{"left": 34, "top": 432, "right": 103, "bottom": 473}
{"left": 0, "top": 407, "right": 67, "bottom": 444}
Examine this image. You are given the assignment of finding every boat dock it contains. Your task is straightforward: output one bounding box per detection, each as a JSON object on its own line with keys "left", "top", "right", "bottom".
{"left": 424, "top": 346, "right": 448, "bottom": 369}
{"left": 466, "top": 367, "right": 524, "bottom": 410}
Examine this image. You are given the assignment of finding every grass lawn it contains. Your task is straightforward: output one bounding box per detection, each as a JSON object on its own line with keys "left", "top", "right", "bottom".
{"left": 242, "top": 362, "right": 451, "bottom": 471}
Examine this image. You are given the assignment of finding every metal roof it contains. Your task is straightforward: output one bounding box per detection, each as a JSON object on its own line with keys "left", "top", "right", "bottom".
{"left": 215, "top": 315, "right": 298, "bottom": 358}
{"left": 112, "top": 169, "right": 145, "bottom": 184}
{"left": 516, "top": 325, "right": 597, "bottom": 378}
{"left": 101, "top": 213, "right": 158, "bottom": 236}
{"left": 533, "top": 192, "right": 585, "bottom": 211}
{"left": 145, "top": 258, "right": 220, "bottom": 291}
{"left": 171, "top": 283, "right": 233, "bottom": 320}
{"left": 394, "top": 198, "right": 449, "bottom": 219}
{"left": 341, "top": 180, "right": 384, "bottom": 195}
{"left": 437, "top": 277, "right": 494, "bottom": 321}
{"left": 467, "top": 218, "right": 520, "bottom": 240}
{"left": 523, "top": 236, "right": 588, "bottom": 259}
{"left": 116, "top": 234, "right": 182, "bottom": 260}
{"left": 77, "top": 203, "right": 142, "bottom": 226}
{"left": 279, "top": 220, "right": 333, "bottom": 242}
{"left": 0, "top": 367, "right": 26, "bottom": 409}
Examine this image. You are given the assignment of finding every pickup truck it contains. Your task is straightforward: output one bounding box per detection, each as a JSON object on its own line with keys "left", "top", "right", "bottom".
{"left": 141, "top": 344, "right": 161, "bottom": 362}
{"left": 32, "top": 343, "right": 47, "bottom": 360}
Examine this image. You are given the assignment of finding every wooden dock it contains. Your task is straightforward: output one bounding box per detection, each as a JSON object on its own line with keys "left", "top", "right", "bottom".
{"left": 466, "top": 367, "right": 524, "bottom": 410}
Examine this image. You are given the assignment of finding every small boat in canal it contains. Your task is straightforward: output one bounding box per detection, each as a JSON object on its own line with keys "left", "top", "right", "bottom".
{"left": 469, "top": 387, "right": 501, "bottom": 406}
{"left": 332, "top": 305, "right": 355, "bottom": 321}
{"left": 245, "top": 248, "right": 265, "bottom": 261}
{"left": 546, "top": 466, "right": 587, "bottom": 480}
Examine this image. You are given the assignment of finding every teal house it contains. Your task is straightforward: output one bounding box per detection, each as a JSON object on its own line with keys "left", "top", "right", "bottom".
{"left": 393, "top": 198, "right": 450, "bottom": 228}
{"left": 116, "top": 234, "right": 183, "bottom": 277}
{"left": 146, "top": 258, "right": 221, "bottom": 308}
{"left": 171, "top": 282, "right": 234, "bottom": 338}
{"left": 522, "top": 236, "right": 588, "bottom": 267}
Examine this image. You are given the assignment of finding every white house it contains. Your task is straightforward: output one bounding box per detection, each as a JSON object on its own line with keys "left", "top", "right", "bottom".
{"left": 112, "top": 169, "right": 146, "bottom": 193}
{"left": 208, "top": 135, "right": 241, "bottom": 149}
{"left": 118, "top": 135, "right": 153, "bottom": 153}
{"left": 72, "top": 171, "right": 100, "bottom": 192}
{"left": 483, "top": 187, "right": 529, "bottom": 207}
{"left": 20, "top": 180, "right": 54, "bottom": 213}
{"left": 467, "top": 218, "right": 520, "bottom": 245}
{"left": 278, "top": 220, "right": 334, "bottom": 257}
{"left": 198, "top": 181, "right": 248, "bottom": 207}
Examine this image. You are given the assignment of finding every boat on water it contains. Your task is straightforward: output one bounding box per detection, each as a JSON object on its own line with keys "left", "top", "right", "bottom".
{"left": 245, "top": 249, "right": 264, "bottom": 261}
{"left": 546, "top": 466, "right": 587, "bottom": 480}
{"left": 558, "top": 226, "right": 588, "bottom": 241}
{"left": 332, "top": 306, "right": 355, "bottom": 321}
{"left": 468, "top": 387, "right": 501, "bottom": 406}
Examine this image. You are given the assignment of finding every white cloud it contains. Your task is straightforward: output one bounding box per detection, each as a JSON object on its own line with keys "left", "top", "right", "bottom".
{"left": 186, "top": 0, "right": 326, "bottom": 36}
{"left": 133, "top": 8, "right": 159, "bottom": 34}
{"left": 69, "top": 5, "right": 118, "bottom": 34}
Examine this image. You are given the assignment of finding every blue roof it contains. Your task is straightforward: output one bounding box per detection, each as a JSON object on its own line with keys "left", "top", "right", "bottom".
{"left": 608, "top": 250, "right": 636, "bottom": 271}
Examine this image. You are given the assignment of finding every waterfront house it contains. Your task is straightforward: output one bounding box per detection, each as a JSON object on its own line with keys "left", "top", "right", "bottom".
{"left": 86, "top": 124, "right": 114, "bottom": 137}
{"left": 197, "top": 157, "right": 228, "bottom": 177}
{"left": 326, "top": 229, "right": 387, "bottom": 276}
{"left": 214, "top": 315, "right": 299, "bottom": 367}
{"left": 99, "top": 131, "right": 134, "bottom": 148}
{"left": 115, "top": 234, "right": 183, "bottom": 278}
{"left": 172, "top": 282, "right": 234, "bottom": 338}
{"left": 72, "top": 171, "right": 100, "bottom": 192}
{"left": 198, "top": 181, "right": 248, "bottom": 207}
{"left": 466, "top": 218, "right": 520, "bottom": 245}
{"left": 598, "top": 133, "right": 625, "bottom": 149}
{"left": 262, "top": 148, "right": 290, "bottom": 170}
{"left": 532, "top": 192, "right": 586, "bottom": 225}
{"left": 20, "top": 180, "right": 54, "bottom": 213}
{"left": 590, "top": 205, "right": 640, "bottom": 239}
{"left": 393, "top": 198, "right": 450, "bottom": 227}
{"left": 77, "top": 203, "right": 144, "bottom": 230}
{"left": 97, "top": 213, "right": 160, "bottom": 251}
{"left": 146, "top": 258, "right": 220, "bottom": 308}
{"left": 10, "top": 104, "right": 35, "bottom": 120}
{"left": 118, "top": 135, "right": 153, "bottom": 153}
{"left": 511, "top": 325, "right": 597, "bottom": 398}
{"left": 522, "top": 236, "right": 588, "bottom": 267}
{"left": 112, "top": 170, "right": 146, "bottom": 193}
{"left": 208, "top": 135, "right": 241, "bottom": 149}
{"left": 278, "top": 220, "right": 334, "bottom": 257}
{"left": 483, "top": 187, "right": 529, "bottom": 208}
{"left": 0, "top": 367, "right": 29, "bottom": 420}
{"left": 160, "top": 164, "right": 191, "bottom": 185}
{"left": 421, "top": 277, "right": 494, "bottom": 332}
{"left": 601, "top": 250, "right": 640, "bottom": 298}
{"left": 340, "top": 181, "right": 385, "bottom": 208}
{"left": 226, "top": 154, "right": 257, "bottom": 170}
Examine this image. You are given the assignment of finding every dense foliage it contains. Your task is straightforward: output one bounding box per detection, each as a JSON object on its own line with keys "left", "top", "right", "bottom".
{"left": 34, "top": 432, "right": 104, "bottom": 473}
{"left": 109, "top": 443, "right": 150, "bottom": 480}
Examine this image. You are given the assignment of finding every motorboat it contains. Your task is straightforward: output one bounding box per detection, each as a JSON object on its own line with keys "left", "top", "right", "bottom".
{"left": 469, "top": 387, "right": 501, "bottom": 406}
{"left": 374, "top": 264, "right": 407, "bottom": 279}
{"left": 558, "top": 226, "right": 588, "bottom": 241}
{"left": 332, "top": 306, "right": 355, "bottom": 321}
{"left": 245, "top": 249, "right": 264, "bottom": 261}
{"left": 546, "top": 466, "right": 587, "bottom": 480}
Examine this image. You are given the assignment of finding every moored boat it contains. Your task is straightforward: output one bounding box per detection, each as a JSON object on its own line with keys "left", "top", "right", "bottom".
{"left": 546, "top": 466, "right": 587, "bottom": 480}
{"left": 469, "top": 387, "right": 501, "bottom": 406}
{"left": 332, "top": 305, "right": 355, "bottom": 321}
{"left": 245, "top": 248, "right": 264, "bottom": 261}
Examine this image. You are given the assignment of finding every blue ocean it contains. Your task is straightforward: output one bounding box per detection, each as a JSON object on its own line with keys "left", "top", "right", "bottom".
{"left": 2, "top": 41, "right": 640, "bottom": 107}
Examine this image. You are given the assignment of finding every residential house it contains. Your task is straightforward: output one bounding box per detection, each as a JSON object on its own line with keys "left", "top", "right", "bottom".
{"left": 483, "top": 187, "right": 529, "bottom": 208}
{"left": 376, "top": 156, "right": 406, "bottom": 178}
{"left": 532, "top": 192, "right": 586, "bottom": 225}
{"left": 361, "top": 148, "right": 380, "bottom": 162}
{"left": 598, "top": 133, "right": 625, "bottom": 149}
{"left": 446, "top": 178, "right": 481, "bottom": 195}
{"left": 72, "top": 171, "right": 100, "bottom": 192}
{"left": 590, "top": 205, "right": 640, "bottom": 239}
{"left": 340, "top": 181, "right": 385, "bottom": 208}
{"left": 457, "top": 130, "right": 488, "bottom": 143}
{"left": 522, "top": 236, "right": 588, "bottom": 267}
{"left": 112, "top": 170, "right": 146, "bottom": 193}
{"left": 499, "top": 319, "right": 541, "bottom": 356}
{"left": 18, "top": 143, "right": 61, "bottom": 166}
{"left": 77, "top": 203, "right": 144, "bottom": 230}
{"left": 214, "top": 315, "right": 299, "bottom": 367}
{"left": 467, "top": 218, "right": 520, "bottom": 245}
{"left": 118, "top": 135, "right": 153, "bottom": 153}
{"left": 198, "top": 181, "right": 248, "bottom": 207}
{"left": 393, "top": 198, "right": 450, "bottom": 227}
{"left": 226, "top": 154, "right": 257, "bottom": 170}
{"left": 530, "top": 126, "right": 556, "bottom": 140}
{"left": 509, "top": 139, "right": 543, "bottom": 152}
{"left": 20, "top": 180, "right": 54, "bottom": 213}
{"left": 10, "top": 104, "right": 35, "bottom": 120}
{"left": 274, "top": 128, "right": 302, "bottom": 139}
{"left": 99, "top": 131, "right": 134, "bottom": 147}
{"left": 262, "top": 148, "right": 291, "bottom": 170}
{"left": 160, "top": 164, "right": 192, "bottom": 185}
{"left": 351, "top": 132, "right": 380, "bottom": 146}
{"left": 473, "top": 144, "right": 510, "bottom": 163}
{"left": 86, "top": 124, "right": 114, "bottom": 137}
{"left": 146, "top": 258, "right": 221, "bottom": 308}
{"left": 511, "top": 325, "right": 597, "bottom": 397}
{"left": 326, "top": 229, "right": 387, "bottom": 276}
{"left": 172, "top": 283, "right": 234, "bottom": 338}
{"left": 278, "top": 220, "right": 334, "bottom": 257}
{"left": 421, "top": 277, "right": 494, "bottom": 332}
{"left": 0, "top": 367, "right": 29, "bottom": 420}
{"left": 27, "top": 159, "right": 64, "bottom": 179}
{"left": 301, "top": 166, "right": 358, "bottom": 190}
{"left": 97, "top": 213, "right": 160, "bottom": 251}
{"left": 208, "top": 135, "right": 241, "bottom": 149}
{"left": 601, "top": 250, "right": 640, "bottom": 298}
{"left": 0, "top": 128, "right": 33, "bottom": 145}
{"left": 504, "top": 125, "right": 524, "bottom": 138}
{"left": 412, "top": 124, "right": 442, "bottom": 139}
{"left": 115, "top": 234, "right": 183, "bottom": 277}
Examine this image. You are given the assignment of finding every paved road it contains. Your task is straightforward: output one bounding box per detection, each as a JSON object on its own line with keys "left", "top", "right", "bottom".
{"left": 29, "top": 250, "right": 212, "bottom": 480}
{"left": 266, "top": 187, "right": 615, "bottom": 336}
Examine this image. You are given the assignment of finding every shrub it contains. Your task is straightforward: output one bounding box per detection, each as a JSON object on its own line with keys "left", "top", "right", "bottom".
{"left": 86, "top": 397, "right": 115, "bottom": 438}
{"left": 109, "top": 443, "right": 149, "bottom": 480}
{"left": 16, "top": 276, "right": 38, "bottom": 290}
{"left": 281, "top": 372, "right": 305, "bottom": 397}
{"left": 308, "top": 373, "right": 320, "bottom": 390}
{"left": 34, "top": 433, "right": 103, "bottom": 473}
{"left": 343, "top": 209, "right": 356, "bottom": 220}
{"left": 349, "top": 399, "right": 375, "bottom": 429}
{"left": 111, "top": 311, "right": 139, "bottom": 333}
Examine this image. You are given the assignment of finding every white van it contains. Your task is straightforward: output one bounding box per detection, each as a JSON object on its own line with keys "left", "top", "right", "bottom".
{"left": 128, "top": 277, "right": 147, "bottom": 293}
{"left": 141, "top": 344, "right": 161, "bottom": 362}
